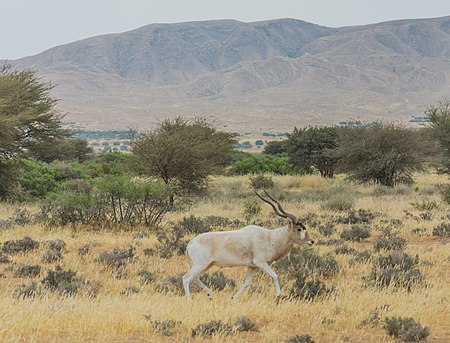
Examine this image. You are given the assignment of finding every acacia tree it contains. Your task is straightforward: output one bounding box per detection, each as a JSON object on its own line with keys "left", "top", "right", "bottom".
{"left": 336, "top": 122, "right": 426, "bottom": 187}
{"left": 0, "top": 64, "right": 66, "bottom": 159}
{"left": 132, "top": 117, "right": 236, "bottom": 204}
{"left": 286, "top": 126, "right": 339, "bottom": 178}
{"left": 425, "top": 100, "right": 450, "bottom": 173}
{"left": 0, "top": 64, "right": 66, "bottom": 197}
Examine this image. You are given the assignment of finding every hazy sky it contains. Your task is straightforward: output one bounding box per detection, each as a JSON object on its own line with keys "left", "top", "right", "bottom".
{"left": 2, "top": 0, "right": 450, "bottom": 60}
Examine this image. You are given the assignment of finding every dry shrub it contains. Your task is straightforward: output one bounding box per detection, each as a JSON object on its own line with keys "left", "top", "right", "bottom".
{"left": 383, "top": 317, "right": 429, "bottom": 341}
{"left": 2, "top": 236, "right": 39, "bottom": 254}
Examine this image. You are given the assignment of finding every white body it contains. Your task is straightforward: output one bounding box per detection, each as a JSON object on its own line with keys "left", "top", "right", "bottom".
{"left": 183, "top": 223, "right": 313, "bottom": 300}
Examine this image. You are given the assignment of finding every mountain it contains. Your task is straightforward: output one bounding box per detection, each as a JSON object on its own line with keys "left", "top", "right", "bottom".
{"left": 8, "top": 17, "right": 450, "bottom": 132}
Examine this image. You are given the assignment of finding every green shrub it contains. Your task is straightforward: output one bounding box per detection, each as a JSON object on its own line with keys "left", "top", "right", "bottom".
{"left": 285, "top": 334, "right": 315, "bottom": 343}
{"left": 374, "top": 234, "right": 407, "bottom": 252}
{"left": 249, "top": 174, "right": 274, "bottom": 190}
{"left": 2, "top": 236, "right": 39, "bottom": 254}
{"left": 289, "top": 275, "right": 334, "bottom": 301}
{"left": 432, "top": 222, "right": 450, "bottom": 238}
{"left": 42, "top": 265, "right": 84, "bottom": 295}
{"left": 199, "top": 271, "right": 236, "bottom": 291}
{"left": 275, "top": 247, "right": 339, "bottom": 278}
{"left": 340, "top": 225, "right": 371, "bottom": 242}
{"left": 368, "top": 252, "right": 423, "bottom": 290}
{"left": 337, "top": 209, "right": 375, "bottom": 224}
{"left": 178, "top": 215, "right": 209, "bottom": 234}
{"left": 13, "top": 264, "right": 42, "bottom": 278}
{"left": 383, "top": 317, "right": 429, "bottom": 341}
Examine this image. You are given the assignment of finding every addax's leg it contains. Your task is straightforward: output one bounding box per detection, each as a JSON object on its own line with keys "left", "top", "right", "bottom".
{"left": 182, "top": 264, "right": 209, "bottom": 300}
{"left": 254, "top": 262, "right": 281, "bottom": 298}
{"left": 232, "top": 267, "right": 257, "bottom": 301}
{"left": 196, "top": 278, "right": 213, "bottom": 298}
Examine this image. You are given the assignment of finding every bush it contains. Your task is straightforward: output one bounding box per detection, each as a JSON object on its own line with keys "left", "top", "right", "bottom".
{"left": 289, "top": 275, "right": 334, "bottom": 301}
{"left": 13, "top": 264, "right": 42, "bottom": 278}
{"left": 432, "top": 222, "right": 450, "bottom": 238}
{"left": 374, "top": 234, "right": 407, "bottom": 252}
{"left": 42, "top": 265, "right": 84, "bottom": 295}
{"left": 336, "top": 122, "right": 425, "bottom": 187}
{"left": 368, "top": 252, "right": 424, "bottom": 290}
{"left": 249, "top": 174, "right": 274, "bottom": 190}
{"left": 318, "top": 224, "right": 335, "bottom": 237}
{"left": 340, "top": 225, "right": 371, "bottom": 242}
{"left": 191, "top": 320, "right": 233, "bottom": 337}
{"left": 0, "top": 252, "right": 11, "bottom": 263}
{"left": 2, "top": 236, "right": 39, "bottom": 254}
{"left": 275, "top": 247, "right": 339, "bottom": 278}
{"left": 46, "top": 239, "right": 66, "bottom": 252}
{"left": 439, "top": 183, "right": 450, "bottom": 204}
{"left": 0, "top": 219, "right": 12, "bottom": 229}
{"left": 322, "top": 194, "right": 354, "bottom": 212}
{"left": 144, "top": 316, "right": 182, "bottom": 336}
{"left": 349, "top": 250, "right": 373, "bottom": 265}
{"left": 199, "top": 271, "right": 236, "bottom": 291}
{"left": 10, "top": 209, "right": 33, "bottom": 226}
{"left": 383, "top": 317, "right": 429, "bottom": 341}
{"left": 97, "top": 248, "right": 135, "bottom": 268}
{"left": 42, "top": 250, "right": 63, "bottom": 263}
{"left": 137, "top": 270, "right": 156, "bottom": 285}
{"left": 337, "top": 209, "right": 375, "bottom": 224}
{"left": 178, "top": 215, "right": 209, "bottom": 234}
{"left": 286, "top": 334, "right": 315, "bottom": 343}
{"left": 233, "top": 316, "right": 259, "bottom": 332}
{"left": 155, "top": 274, "right": 187, "bottom": 294}
{"left": 154, "top": 227, "right": 188, "bottom": 258}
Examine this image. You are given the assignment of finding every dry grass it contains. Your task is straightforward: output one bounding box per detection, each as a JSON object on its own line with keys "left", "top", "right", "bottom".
{"left": 0, "top": 173, "right": 449, "bottom": 342}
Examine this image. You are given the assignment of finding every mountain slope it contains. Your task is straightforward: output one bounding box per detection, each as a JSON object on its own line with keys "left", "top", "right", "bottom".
{"left": 9, "top": 16, "right": 450, "bottom": 131}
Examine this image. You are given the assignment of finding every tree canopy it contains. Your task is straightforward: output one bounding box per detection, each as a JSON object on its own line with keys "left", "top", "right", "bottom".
{"left": 336, "top": 122, "right": 426, "bottom": 187}
{"left": 287, "top": 126, "right": 339, "bottom": 178}
{"left": 425, "top": 100, "right": 450, "bottom": 173}
{"left": 132, "top": 117, "right": 237, "bottom": 200}
{"left": 0, "top": 64, "right": 67, "bottom": 160}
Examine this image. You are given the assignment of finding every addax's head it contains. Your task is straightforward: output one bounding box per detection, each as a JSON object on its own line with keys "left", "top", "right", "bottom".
{"left": 255, "top": 190, "right": 314, "bottom": 246}
{"left": 288, "top": 220, "right": 314, "bottom": 246}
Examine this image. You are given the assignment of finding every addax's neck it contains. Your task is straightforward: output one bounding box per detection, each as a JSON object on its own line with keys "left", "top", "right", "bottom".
{"left": 270, "top": 227, "right": 294, "bottom": 262}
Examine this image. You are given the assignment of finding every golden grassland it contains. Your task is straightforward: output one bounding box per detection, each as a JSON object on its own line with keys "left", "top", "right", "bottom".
{"left": 0, "top": 174, "right": 449, "bottom": 342}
